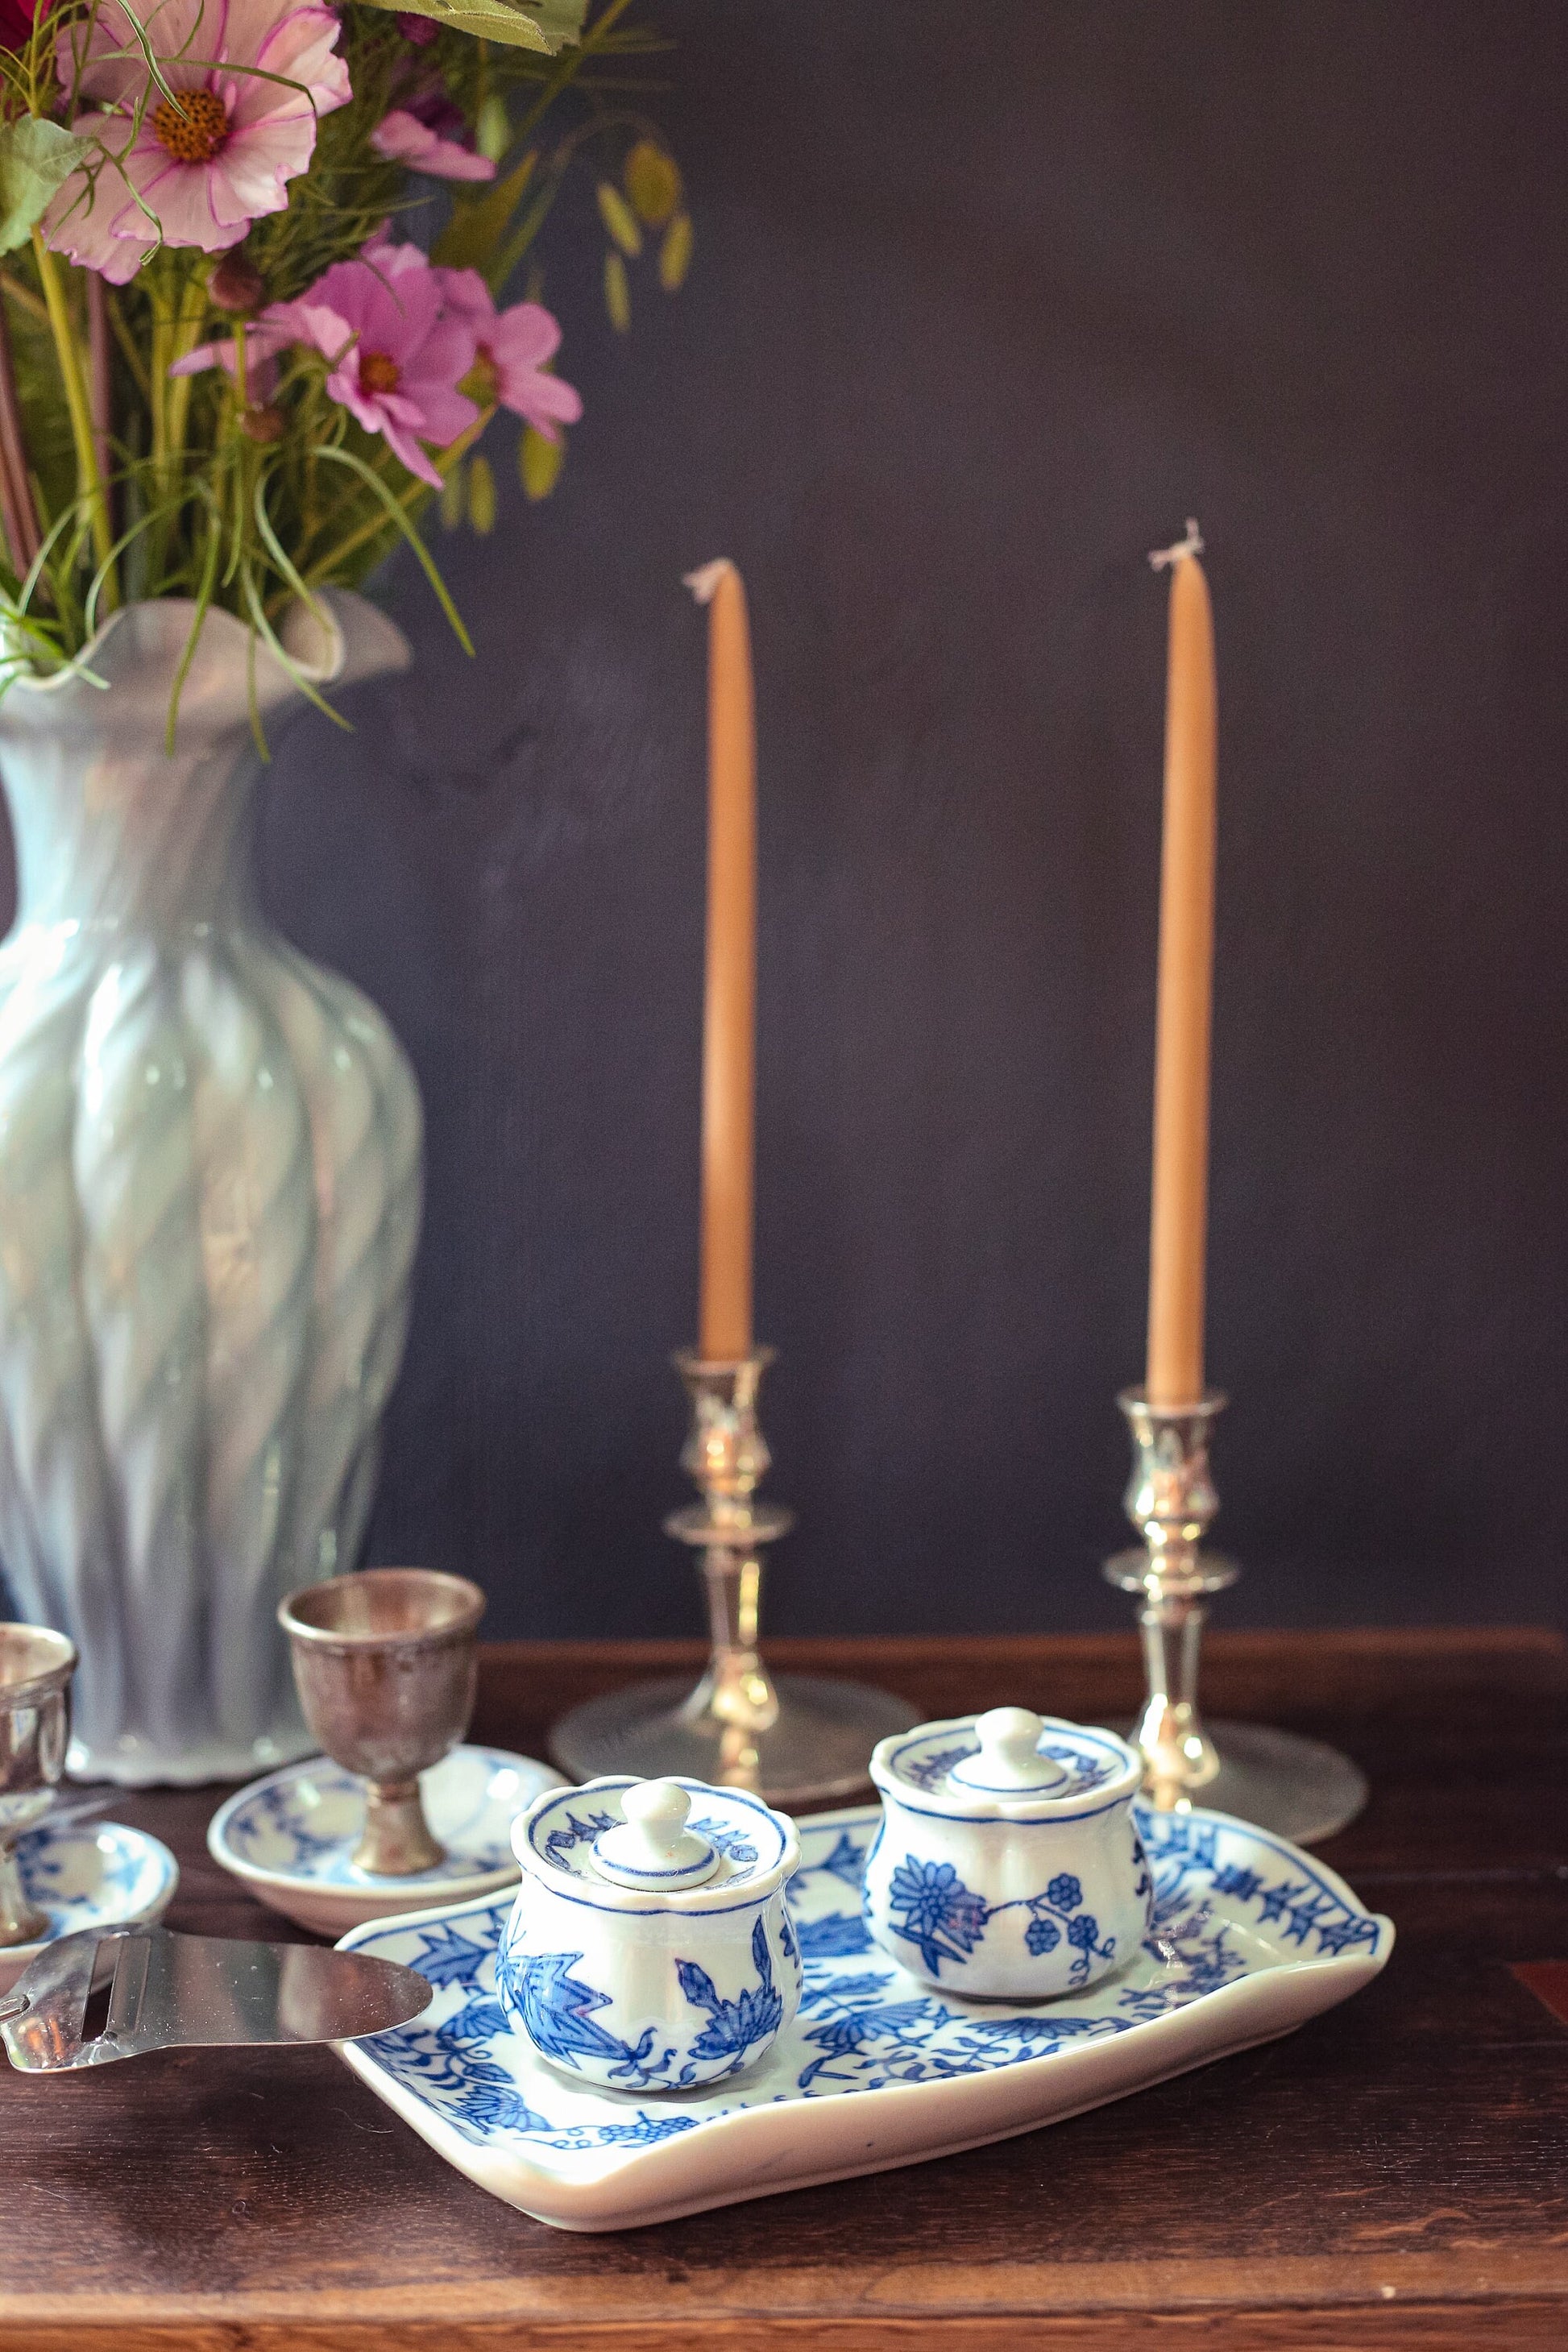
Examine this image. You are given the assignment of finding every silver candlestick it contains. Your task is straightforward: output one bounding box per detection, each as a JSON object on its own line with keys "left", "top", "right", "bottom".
{"left": 1105, "top": 1389, "right": 1367, "bottom": 1844}
{"left": 550, "top": 1348, "right": 916, "bottom": 1806}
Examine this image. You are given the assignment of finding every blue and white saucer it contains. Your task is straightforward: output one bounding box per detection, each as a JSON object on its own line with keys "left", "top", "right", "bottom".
{"left": 209, "top": 1745, "right": 564, "bottom": 1936}
{"left": 0, "top": 1819, "right": 179, "bottom": 1993}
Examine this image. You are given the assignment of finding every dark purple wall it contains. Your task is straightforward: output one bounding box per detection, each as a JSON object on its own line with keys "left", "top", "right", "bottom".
{"left": 15, "top": 2, "right": 1568, "bottom": 1638}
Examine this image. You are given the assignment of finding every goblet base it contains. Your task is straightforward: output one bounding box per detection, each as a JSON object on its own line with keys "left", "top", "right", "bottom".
{"left": 1126, "top": 1717, "right": 1368, "bottom": 1847}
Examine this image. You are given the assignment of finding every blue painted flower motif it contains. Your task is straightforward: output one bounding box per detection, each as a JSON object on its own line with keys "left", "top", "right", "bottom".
{"left": 1067, "top": 1913, "right": 1101, "bottom": 1952}
{"left": 885, "top": 1856, "right": 990, "bottom": 1977}
{"left": 1024, "top": 1914, "right": 1061, "bottom": 1956}
{"left": 675, "top": 1915, "right": 784, "bottom": 2070}
{"left": 1046, "top": 1873, "right": 1083, "bottom": 1913}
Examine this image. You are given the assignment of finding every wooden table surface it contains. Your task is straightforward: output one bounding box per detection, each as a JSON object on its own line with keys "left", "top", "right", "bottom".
{"left": 3, "top": 1627, "right": 1566, "bottom": 2350}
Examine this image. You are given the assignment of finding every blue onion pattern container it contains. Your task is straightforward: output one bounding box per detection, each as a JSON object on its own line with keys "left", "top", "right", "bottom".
{"left": 864, "top": 1709, "right": 1152, "bottom": 1998}
{"left": 497, "top": 1774, "right": 802, "bottom": 2092}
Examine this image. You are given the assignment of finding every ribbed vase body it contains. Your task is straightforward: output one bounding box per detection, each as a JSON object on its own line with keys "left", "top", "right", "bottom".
{"left": 0, "top": 597, "right": 422, "bottom": 1784}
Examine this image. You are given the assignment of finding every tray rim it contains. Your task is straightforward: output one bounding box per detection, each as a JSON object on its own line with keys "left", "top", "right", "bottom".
{"left": 334, "top": 1798, "right": 1394, "bottom": 2233}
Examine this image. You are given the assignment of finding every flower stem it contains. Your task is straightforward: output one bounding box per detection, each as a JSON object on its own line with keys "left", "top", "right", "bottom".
{"left": 0, "top": 290, "right": 41, "bottom": 578}
{"left": 32, "top": 234, "right": 117, "bottom": 608}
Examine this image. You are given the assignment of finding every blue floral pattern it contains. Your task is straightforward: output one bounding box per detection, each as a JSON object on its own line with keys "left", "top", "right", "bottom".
{"left": 878, "top": 1852, "right": 1114, "bottom": 1985}
{"left": 341, "top": 1800, "right": 1388, "bottom": 2163}
{"left": 11, "top": 1819, "right": 176, "bottom": 1946}
{"left": 213, "top": 1748, "right": 555, "bottom": 1889}
{"left": 888, "top": 1728, "right": 1122, "bottom": 1801}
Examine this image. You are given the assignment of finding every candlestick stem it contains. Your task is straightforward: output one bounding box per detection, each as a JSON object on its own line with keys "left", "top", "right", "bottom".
{"left": 1105, "top": 1388, "right": 1368, "bottom": 1843}
{"left": 550, "top": 1350, "right": 915, "bottom": 1805}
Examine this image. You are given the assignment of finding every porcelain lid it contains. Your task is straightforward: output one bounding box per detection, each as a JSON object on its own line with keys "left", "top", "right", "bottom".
{"left": 870, "top": 1711, "right": 1142, "bottom": 1819}
{"left": 514, "top": 1774, "right": 799, "bottom": 1910}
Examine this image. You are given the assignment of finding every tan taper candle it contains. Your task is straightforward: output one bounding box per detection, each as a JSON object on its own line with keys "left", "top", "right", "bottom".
{"left": 1146, "top": 525, "right": 1217, "bottom": 1408}
{"left": 686, "top": 558, "right": 757, "bottom": 1361}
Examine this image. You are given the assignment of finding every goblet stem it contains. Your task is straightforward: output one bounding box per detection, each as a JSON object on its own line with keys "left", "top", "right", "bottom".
{"left": 355, "top": 1778, "right": 444, "bottom": 1877}
{"left": 0, "top": 1839, "right": 46, "bottom": 1948}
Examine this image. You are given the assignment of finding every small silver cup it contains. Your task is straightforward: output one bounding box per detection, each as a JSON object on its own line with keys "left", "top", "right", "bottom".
{"left": 278, "top": 1570, "right": 486, "bottom": 1877}
{"left": 0, "top": 1625, "right": 78, "bottom": 1947}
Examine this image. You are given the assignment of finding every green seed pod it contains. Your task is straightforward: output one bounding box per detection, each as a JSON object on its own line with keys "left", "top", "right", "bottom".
{"left": 596, "top": 180, "right": 643, "bottom": 259}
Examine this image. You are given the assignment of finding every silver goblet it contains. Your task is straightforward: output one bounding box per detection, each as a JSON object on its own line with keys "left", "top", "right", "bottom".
{"left": 0, "top": 1625, "right": 77, "bottom": 1947}
{"left": 279, "top": 1570, "right": 485, "bottom": 1877}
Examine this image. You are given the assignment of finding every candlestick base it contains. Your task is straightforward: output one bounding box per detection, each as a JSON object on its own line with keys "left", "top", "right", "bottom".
{"left": 550, "top": 1671, "right": 919, "bottom": 1810}
{"left": 1105, "top": 1389, "right": 1367, "bottom": 1847}
{"left": 549, "top": 1349, "right": 917, "bottom": 1807}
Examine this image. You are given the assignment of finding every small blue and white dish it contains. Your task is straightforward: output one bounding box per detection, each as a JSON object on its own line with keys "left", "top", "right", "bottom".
{"left": 209, "top": 1744, "right": 563, "bottom": 1937}
{"left": 864, "top": 1707, "right": 1151, "bottom": 1997}
{"left": 499, "top": 1775, "right": 803, "bottom": 2093}
{"left": 0, "top": 1819, "right": 178, "bottom": 1993}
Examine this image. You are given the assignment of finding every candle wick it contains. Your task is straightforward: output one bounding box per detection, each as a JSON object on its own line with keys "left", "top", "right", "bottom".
{"left": 684, "top": 558, "right": 736, "bottom": 606}
{"left": 1149, "top": 518, "right": 1205, "bottom": 571}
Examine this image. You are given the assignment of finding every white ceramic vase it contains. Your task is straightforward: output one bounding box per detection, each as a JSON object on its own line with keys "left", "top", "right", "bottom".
{"left": 0, "top": 595, "right": 422, "bottom": 1785}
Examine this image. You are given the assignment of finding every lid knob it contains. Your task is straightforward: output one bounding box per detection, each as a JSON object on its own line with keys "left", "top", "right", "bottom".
{"left": 948, "top": 1707, "right": 1071, "bottom": 1796}
{"left": 591, "top": 1779, "right": 720, "bottom": 1890}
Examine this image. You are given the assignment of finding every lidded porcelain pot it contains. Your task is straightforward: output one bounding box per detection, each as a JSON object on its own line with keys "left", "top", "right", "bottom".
{"left": 498, "top": 1774, "right": 802, "bottom": 2090}
{"left": 864, "top": 1708, "right": 1152, "bottom": 1997}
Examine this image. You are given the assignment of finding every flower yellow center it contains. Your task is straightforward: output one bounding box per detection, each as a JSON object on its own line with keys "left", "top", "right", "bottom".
{"left": 359, "top": 351, "right": 401, "bottom": 396}
{"left": 151, "top": 89, "right": 230, "bottom": 165}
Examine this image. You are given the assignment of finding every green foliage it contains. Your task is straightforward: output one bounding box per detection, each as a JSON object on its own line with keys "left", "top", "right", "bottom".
{"left": 356, "top": 0, "right": 587, "bottom": 56}
{"left": 520, "top": 421, "right": 564, "bottom": 500}
{"left": 0, "top": 121, "right": 89, "bottom": 259}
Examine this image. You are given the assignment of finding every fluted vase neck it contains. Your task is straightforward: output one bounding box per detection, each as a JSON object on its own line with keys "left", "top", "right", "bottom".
{"left": 0, "top": 596, "right": 409, "bottom": 937}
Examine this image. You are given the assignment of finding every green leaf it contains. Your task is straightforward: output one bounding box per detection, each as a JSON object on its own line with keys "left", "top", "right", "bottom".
{"left": 659, "top": 211, "right": 694, "bottom": 292}
{"left": 355, "top": 0, "right": 586, "bottom": 54}
{"left": 604, "top": 248, "right": 630, "bottom": 334}
{"left": 0, "top": 119, "right": 91, "bottom": 259}
{"left": 521, "top": 425, "right": 565, "bottom": 501}
{"left": 467, "top": 453, "right": 496, "bottom": 534}
{"left": 596, "top": 180, "right": 642, "bottom": 259}
{"left": 440, "top": 463, "right": 467, "bottom": 532}
{"left": 434, "top": 151, "right": 537, "bottom": 273}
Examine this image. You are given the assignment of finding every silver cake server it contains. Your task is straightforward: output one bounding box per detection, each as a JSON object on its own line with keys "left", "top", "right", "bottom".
{"left": 0, "top": 1924, "right": 430, "bottom": 2072}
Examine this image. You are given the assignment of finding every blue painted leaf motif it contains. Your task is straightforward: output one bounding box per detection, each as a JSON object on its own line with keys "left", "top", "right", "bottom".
{"left": 496, "top": 1946, "right": 670, "bottom": 2084}
{"left": 778, "top": 1907, "right": 799, "bottom": 1967}
{"left": 901, "top": 1742, "right": 978, "bottom": 1792}
{"left": 816, "top": 1832, "right": 869, "bottom": 1886}
{"left": 541, "top": 1809, "right": 618, "bottom": 1867}
{"left": 413, "top": 1923, "right": 496, "bottom": 1988}
{"left": 687, "top": 1816, "right": 758, "bottom": 1866}
{"left": 795, "top": 1910, "right": 873, "bottom": 1959}
{"left": 885, "top": 1856, "right": 989, "bottom": 1977}
{"left": 674, "top": 1914, "right": 784, "bottom": 2068}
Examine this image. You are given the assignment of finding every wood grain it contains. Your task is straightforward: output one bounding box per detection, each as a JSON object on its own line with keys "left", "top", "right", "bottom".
{"left": 3, "top": 1628, "right": 1566, "bottom": 2351}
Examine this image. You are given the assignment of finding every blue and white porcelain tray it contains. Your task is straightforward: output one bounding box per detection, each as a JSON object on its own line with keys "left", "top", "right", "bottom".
{"left": 0, "top": 1819, "right": 178, "bottom": 1993}
{"left": 209, "top": 1745, "right": 562, "bottom": 1936}
{"left": 335, "top": 1800, "right": 1393, "bottom": 2231}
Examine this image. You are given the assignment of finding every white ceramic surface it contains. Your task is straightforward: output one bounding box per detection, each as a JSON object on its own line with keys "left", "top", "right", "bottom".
{"left": 0, "top": 595, "right": 421, "bottom": 1786}
{"left": 335, "top": 1797, "right": 1394, "bottom": 2231}
{"left": 0, "top": 1818, "right": 179, "bottom": 1993}
{"left": 208, "top": 1744, "right": 564, "bottom": 1935}
{"left": 499, "top": 1777, "right": 802, "bottom": 2091}
{"left": 865, "top": 1710, "right": 1151, "bottom": 1997}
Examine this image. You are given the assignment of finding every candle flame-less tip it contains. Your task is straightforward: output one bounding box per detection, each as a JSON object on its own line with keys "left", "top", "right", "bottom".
{"left": 1149, "top": 519, "right": 1205, "bottom": 571}
{"left": 683, "top": 558, "right": 736, "bottom": 606}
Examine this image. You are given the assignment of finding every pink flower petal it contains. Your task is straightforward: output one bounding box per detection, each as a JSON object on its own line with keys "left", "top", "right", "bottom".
{"left": 371, "top": 111, "right": 494, "bottom": 181}
{"left": 489, "top": 301, "right": 562, "bottom": 372}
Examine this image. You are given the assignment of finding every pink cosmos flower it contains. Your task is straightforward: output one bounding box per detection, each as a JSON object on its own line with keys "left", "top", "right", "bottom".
{"left": 173, "top": 243, "right": 477, "bottom": 487}
{"left": 44, "top": 0, "right": 351, "bottom": 282}
{"left": 436, "top": 268, "right": 583, "bottom": 442}
{"left": 371, "top": 108, "right": 496, "bottom": 184}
